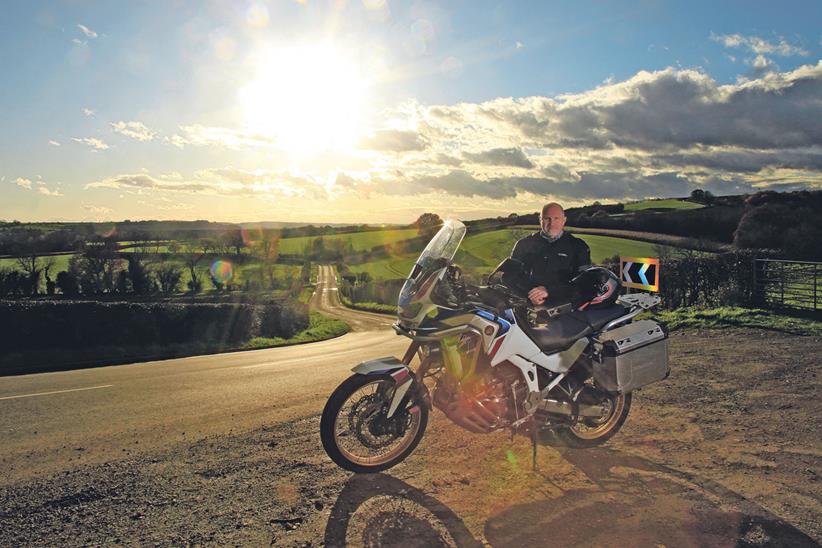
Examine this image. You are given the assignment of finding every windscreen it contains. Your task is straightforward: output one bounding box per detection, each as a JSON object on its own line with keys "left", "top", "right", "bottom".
{"left": 398, "top": 220, "right": 466, "bottom": 307}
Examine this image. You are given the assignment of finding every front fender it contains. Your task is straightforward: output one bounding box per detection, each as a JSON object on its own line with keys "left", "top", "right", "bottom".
{"left": 351, "top": 356, "right": 425, "bottom": 418}
{"left": 351, "top": 356, "right": 408, "bottom": 376}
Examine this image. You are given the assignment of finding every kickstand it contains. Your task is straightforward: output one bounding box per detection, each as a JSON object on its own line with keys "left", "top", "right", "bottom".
{"left": 530, "top": 417, "right": 538, "bottom": 471}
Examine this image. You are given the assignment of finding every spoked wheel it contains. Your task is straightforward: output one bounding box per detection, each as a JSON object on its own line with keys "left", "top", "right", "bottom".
{"left": 555, "top": 391, "right": 632, "bottom": 448}
{"left": 320, "top": 374, "right": 428, "bottom": 473}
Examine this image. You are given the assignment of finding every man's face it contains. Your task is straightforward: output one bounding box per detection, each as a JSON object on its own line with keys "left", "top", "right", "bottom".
{"left": 541, "top": 205, "right": 566, "bottom": 237}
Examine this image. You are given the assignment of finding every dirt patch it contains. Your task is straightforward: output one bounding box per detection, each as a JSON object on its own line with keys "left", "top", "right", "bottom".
{"left": 1, "top": 327, "right": 819, "bottom": 546}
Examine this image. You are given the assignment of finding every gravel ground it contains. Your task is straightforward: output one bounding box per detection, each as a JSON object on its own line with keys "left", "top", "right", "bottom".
{"left": 1, "top": 327, "right": 820, "bottom": 547}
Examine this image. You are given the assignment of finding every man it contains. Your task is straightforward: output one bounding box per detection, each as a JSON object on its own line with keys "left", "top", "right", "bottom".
{"left": 504, "top": 202, "right": 591, "bottom": 306}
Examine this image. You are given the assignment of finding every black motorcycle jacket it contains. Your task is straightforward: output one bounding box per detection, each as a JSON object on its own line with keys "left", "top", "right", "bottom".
{"left": 502, "top": 231, "right": 592, "bottom": 305}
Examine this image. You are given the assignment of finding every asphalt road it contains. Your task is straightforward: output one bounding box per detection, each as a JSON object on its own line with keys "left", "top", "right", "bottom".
{"left": 0, "top": 265, "right": 402, "bottom": 484}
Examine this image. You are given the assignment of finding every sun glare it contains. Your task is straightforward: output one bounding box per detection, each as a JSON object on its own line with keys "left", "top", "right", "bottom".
{"left": 239, "top": 44, "right": 369, "bottom": 154}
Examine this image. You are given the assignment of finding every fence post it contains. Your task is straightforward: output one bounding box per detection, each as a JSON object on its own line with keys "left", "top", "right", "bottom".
{"left": 752, "top": 259, "right": 766, "bottom": 306}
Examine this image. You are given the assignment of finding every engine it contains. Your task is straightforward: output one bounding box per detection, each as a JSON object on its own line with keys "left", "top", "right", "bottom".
{"left": 431, "top": 361, "right": 528, "bottom": 433}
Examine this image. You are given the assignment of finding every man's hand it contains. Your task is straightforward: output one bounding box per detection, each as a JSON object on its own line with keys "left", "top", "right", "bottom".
{"left": 528, "top": 286, "right": 548, "bottom": 305}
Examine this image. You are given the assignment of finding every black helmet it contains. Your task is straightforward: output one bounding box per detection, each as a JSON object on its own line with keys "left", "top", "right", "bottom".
{"left": 572, "top": 267, "right": 621, "bottom": 309}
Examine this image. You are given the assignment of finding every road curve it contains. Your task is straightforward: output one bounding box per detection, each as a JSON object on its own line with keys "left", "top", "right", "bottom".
{"left": 0, "top": 266, "right": 407, "bottom": 483}
{"left": 309, "top": 264, "right": 395, "bottom": 331}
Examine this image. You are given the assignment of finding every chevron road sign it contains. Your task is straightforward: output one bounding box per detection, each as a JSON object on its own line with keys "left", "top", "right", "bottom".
{"left": 620, "top": 257, "right": 660, "bottom": 292}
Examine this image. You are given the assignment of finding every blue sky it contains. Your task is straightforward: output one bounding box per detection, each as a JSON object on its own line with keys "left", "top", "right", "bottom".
{"left": 2, "top": 1, "right": 821, "bottom": 223}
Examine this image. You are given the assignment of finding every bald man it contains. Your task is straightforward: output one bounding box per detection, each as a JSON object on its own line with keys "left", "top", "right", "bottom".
{"left": 504, "top": 203, "right": 591, "bottom": 306}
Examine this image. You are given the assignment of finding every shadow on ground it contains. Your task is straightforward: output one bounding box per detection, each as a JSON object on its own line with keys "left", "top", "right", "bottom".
{"left": 323, "top": 473, "right": 482, "bottom": 547}
{"left": 322, "top": 444, "right": 818, "bottom": 547}
{"left": 485, "top": 443, "right": 818, "bottom": 547}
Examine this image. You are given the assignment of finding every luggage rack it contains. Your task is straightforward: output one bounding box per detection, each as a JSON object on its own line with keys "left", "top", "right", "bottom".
{"left": 617, "top": 293, "right": 661, "bottom": 310}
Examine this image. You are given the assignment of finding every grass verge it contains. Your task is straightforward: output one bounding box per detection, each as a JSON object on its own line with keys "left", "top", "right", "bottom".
{"left": 650, "top": 306, "right": 822, "bottom": 336}
{"left": 339, "top": 294, "right": 396, "bottom": 315}
{"left": 244, "top": 312, "right": 349, "bottom": 349}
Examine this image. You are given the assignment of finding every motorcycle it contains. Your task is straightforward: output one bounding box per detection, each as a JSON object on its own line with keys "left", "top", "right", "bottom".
{"left": 320, "top": 220, "right": 670, "bottom": 473}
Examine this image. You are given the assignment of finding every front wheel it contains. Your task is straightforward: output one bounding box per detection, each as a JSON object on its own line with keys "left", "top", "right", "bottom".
{"left": 320, "top": 374, "right": 428, "bottom": 473}
{"left": 554, "top": 392, "right": 632, "bottom": 448}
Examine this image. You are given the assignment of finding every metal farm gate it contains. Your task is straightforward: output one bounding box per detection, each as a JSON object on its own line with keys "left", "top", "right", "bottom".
{"left": 753, "top": 259, "right": 821, "bottom": 312}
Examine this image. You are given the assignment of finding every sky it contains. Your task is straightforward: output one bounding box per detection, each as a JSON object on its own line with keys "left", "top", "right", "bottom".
{"left": 2, "top": 0, "right": 822, "bottom": 224}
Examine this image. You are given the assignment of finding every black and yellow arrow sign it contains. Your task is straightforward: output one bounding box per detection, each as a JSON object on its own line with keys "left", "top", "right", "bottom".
{"left": 620, "top": 257, "right": 660, "bottom": 292}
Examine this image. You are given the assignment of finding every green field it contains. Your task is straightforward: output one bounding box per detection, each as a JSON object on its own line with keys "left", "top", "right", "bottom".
{"left": 0, "top": 253, "right": 74, "bottom": 274}
{"left": 623, "top": 199, "right": 704, "bottom": 211}
{"left": 278, "top": 228, "right": 419, "bottom": 254}
{"left": 347, "top": 229, "right": 675, "bottom": 280}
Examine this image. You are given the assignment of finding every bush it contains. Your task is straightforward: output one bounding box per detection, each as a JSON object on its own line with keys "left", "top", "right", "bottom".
{"left": 259, "top": 301, "right": 309, "bottom": 339}
{"left": 0, "top": 300, "right": 309, "bottom": 352}
{"left": 653, "top": 250, "right": 777, "bottom": 309}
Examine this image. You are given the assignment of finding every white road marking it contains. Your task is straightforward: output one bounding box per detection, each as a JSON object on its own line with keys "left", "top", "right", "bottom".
{"left": 0, "top": 384, "right": 114, "bottom": 401}
{"left": 239, "top": 348, "right": 378, "bottom": 369}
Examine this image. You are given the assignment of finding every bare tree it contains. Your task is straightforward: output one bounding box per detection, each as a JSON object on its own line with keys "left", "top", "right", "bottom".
{"left": 183, "top": 240, "right": 210, "bottom": 293}
{"left": 15, "top": 254, "right": 43, "bottom": 296}
{"left": 253, "top": 232, "right": 279, "bottom": 288}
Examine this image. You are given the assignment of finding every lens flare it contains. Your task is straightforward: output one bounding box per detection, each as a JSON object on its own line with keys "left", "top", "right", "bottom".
{"left": 210, "top": 260, "right": 234, "bottom": 284}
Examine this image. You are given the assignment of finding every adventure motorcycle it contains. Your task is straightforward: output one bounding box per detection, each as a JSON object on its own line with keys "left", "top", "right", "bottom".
{"left": 320, "top": 220, "right": 670, "bottom": 473}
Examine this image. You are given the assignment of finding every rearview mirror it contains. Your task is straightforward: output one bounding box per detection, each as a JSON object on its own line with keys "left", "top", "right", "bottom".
{"left": 486, "top": 257, "right": 525, "bottom": 284}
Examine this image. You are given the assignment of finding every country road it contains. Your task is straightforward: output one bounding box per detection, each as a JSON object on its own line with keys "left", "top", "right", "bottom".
{"left": 1, "top": 267, "right": 820, "bottom": 546}
{"left": 0, "top": 265, "right": 400, "bottom": 483}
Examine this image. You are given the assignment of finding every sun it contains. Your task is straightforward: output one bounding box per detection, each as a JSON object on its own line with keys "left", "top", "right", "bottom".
{"left": 239, "top": 43, "right": 369, "bottom": 154}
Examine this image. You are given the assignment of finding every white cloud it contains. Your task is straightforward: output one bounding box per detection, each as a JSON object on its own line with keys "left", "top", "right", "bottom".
{"left": 358, "top": 129, "right": 428, "bottom": 151}
{"left": 516, "top": 41, "right": 525, "bottom": 50}
{"left": 77, "top": 24, "right": 97, "bottom": 39}
{"left": 711, "top": 33, "right": 809, "bottom": 57}
{"left": 84, "top": 168, "right": 320, "bottom": 198}
{"left": 751, "top": 54, "right": 774, "bottom": 71}
{"left": 48, "top": 140, "right": 61, "bottom": 146}
{"left": 14, "top": 178, "right": 32, "bottom": 189}
{"left": 38, "top": 186, "right": 64, "bottom": 197}
{"left": 111, "top": 121, "right": 156, "bottom": 142}
{"left": 72, "top": 38, "right": 86, "bottom": 46}
{"left": 72, "top": 137, "right": 110, "bottom": 150}
{"left": 463, "top": 147, "right": 534, "bottom": 168}
{"left": 165, "top": 135, "right": 188, "bottom": 149}
{"left": 82, "top": 107, "right": 95, "bottom": 117}
{"left": 172, "top": 125, "right": 277, "bottom": 149}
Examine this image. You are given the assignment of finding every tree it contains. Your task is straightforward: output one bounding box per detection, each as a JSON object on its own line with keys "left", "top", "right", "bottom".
{"left": 127, "top": 256, "right": 151, "bottom": 294}
{"left": 71, "top": 240, "right": 121, "bottom": 294}
{"left": 55, "top": 271, "right": 79, "bottom": 297}
{"left": 13, "top": 236, "right": 49, "bottom": 296}
{"left": 42, "top": 257, "right": 56, "bottom": 296}
{"left": 183, "top": 240, "right": 208, "bottom": 293}
{"left": 156, "top": 263, "right": 183, "bottom": 294}
{"left": 413, "top": 213, "right": 443, "bottom": 237}
{"left": 253, "top": 232, "right": 280, "bottom": 288}
{"left": 0, "top": 268, "right": 25, "bottom": 297}
{"left": 225, "top": 229, "right": 245, "bottom": 257}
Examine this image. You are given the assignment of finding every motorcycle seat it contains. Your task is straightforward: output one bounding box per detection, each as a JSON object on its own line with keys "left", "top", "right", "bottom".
{"left": 575, "top": 304, "right": 630, "bottom": 331}
{"left": 518, "top": 312, "right": 594, "bottom": 353}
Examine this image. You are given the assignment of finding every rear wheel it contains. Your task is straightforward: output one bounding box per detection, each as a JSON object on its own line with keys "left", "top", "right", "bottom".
{"left": 320, "top": 374, "right": 428, "bottom": 473}
{"left": 555, "top": 391, "right": 632, "bottom": 448}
